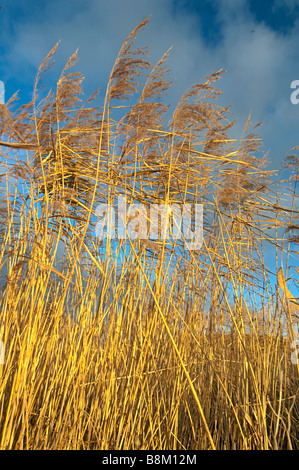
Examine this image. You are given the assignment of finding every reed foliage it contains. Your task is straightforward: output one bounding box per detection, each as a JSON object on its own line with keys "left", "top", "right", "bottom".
{"left": 0, "top": 18, "right": 298, "bottom": 449}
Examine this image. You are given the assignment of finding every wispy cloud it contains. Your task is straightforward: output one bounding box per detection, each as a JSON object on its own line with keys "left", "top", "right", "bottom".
{"left": 273, "top": 0, "right": 299, "bottom": 12}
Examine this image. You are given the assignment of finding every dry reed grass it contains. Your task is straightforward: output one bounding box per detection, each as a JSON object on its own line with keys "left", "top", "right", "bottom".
{"left": 0, "top": 18, "right": 298, "bottom": 450}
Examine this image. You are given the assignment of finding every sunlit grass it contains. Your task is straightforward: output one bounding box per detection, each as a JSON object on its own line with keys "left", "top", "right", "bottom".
{"left": 0, "top": 18, "right": 298, "bottom": 450}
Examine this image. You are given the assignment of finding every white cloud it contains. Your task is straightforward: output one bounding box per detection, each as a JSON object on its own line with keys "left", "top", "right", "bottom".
{"left": 1, "top": 0, "right": 299, "bottom": 169}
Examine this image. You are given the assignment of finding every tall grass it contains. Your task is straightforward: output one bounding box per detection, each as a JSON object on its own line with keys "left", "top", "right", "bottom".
{"left": 0, "top": 18, "right": 298, "bottom": 450}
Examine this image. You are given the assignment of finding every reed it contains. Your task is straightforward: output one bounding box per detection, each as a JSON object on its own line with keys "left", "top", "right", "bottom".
{"left": 0, "top": 18, "right": 298, "bottom": 450}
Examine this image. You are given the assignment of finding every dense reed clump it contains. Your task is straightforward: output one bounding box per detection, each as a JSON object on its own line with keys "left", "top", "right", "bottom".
{"left": 0, "top": 18, "right": 298, "bottom": 450}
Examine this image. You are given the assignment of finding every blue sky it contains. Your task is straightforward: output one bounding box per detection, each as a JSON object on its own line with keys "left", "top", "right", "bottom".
{"left": 1, "top": 0, "right": 299, "bottom": 172}
{"left": 1, "top": 0, "right": 299, "bottom": 304}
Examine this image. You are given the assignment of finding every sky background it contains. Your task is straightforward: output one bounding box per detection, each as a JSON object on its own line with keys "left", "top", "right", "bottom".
{"left": 0, "top": 0, "right": 299, "bottom": 302}
{"left": 0, "top": 0, "right": 299, "bottom": 173}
